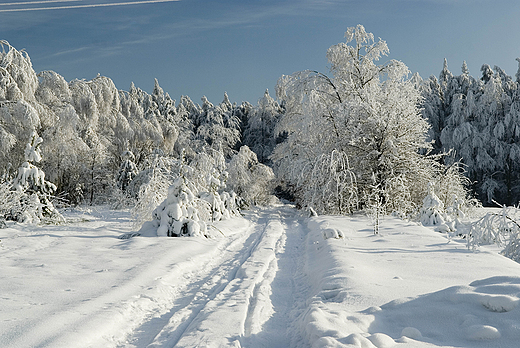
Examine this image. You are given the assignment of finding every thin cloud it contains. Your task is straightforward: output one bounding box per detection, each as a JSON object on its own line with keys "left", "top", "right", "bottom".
{"left": 0, "top": 0, "right": 82, "bottom": 6}
{"left": 0, "top": 0, "right": 180, "bottom": 13}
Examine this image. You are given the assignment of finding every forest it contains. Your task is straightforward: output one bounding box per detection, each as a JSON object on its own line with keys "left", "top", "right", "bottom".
{"left": 1, "top": 25, "right": 520, "bottom": 228}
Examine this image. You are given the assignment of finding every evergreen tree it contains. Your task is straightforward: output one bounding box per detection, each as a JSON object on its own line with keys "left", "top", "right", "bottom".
{"left": 242, "top": 89, "right": 284, "bottom": 164}
{"left": 10, "top": 132, "right": 62, "bottom": 223}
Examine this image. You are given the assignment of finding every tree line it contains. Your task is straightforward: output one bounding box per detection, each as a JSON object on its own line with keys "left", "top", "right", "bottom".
{"left": 1, "top": 27, "right": 520, "bottom": 225}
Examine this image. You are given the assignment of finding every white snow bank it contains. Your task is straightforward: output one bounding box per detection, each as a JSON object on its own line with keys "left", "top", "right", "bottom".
{"left": 297, "top": 214, "right": 520, "bottom": 347}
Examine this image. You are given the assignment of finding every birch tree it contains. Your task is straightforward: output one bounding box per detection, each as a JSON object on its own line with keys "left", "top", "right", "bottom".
{"left": 273, "top": 25, "right": 462, "bottom": 215}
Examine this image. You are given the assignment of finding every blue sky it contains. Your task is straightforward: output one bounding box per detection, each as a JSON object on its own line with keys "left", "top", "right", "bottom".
{"left": 2, "top": 0, "right": 520, "bottom": 104}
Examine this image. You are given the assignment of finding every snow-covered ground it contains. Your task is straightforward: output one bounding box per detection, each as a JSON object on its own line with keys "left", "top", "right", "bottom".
{"left": 1, "top": 205, "right": 520, "bottom": 347}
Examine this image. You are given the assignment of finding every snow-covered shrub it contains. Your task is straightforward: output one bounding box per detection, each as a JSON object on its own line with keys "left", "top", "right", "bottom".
{"left": 465, "top": 204, "right": 520, "bottom": 264}
{"left": 466, "top": 203, "right": 520, "bottom": 263}
{"left": 226, "top": 146, "right": 275, "bottom": 207}
{"left": 420, "top": 183, "right": 446, "bottom": 226}
{"left": 132, "top": 149, "right": 241, "bottom": 237}
{"left": 8, "top": 132, "right": 62, "bottom": 223}
{"left": 466, "top": 205, "right": 520, "bottom": 252}
{"left": 152, "top": 177, "right": 208, "bottom": 237}
{"left": 149, "top": 174, "right": 240, "bottom": 238}
{"left": 502, "top": 231, "right": 520, "bottom": 262}
{"left": 445, "top": 194, "right": 466, "bottom": 229}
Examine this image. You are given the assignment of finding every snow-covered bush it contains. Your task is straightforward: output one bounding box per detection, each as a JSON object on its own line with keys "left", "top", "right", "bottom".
{"left": 420, "top": 183, "right": 446, "bottom": 226}
{"left": 8, "top": 132, "right": 62, "bottom": 223}
{"left": 466, "top": 205, "right": 520, "bottom": 252}
{"left": 502, "top": 230, "right": 520, "bottom": 262}
{"left": 148, "top": 173, "right": 239, "bottom": 238}
{"left": 152, "top": 177, "right": 208, "bottom": 237}
{"left": 132, "top": 148, "right": 242, "bottom": 237}
{"left": 464, "top": 204, "right": 520, "bottom": 265}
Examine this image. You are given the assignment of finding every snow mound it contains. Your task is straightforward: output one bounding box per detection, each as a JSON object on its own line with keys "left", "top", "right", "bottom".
{"left": 372, "top": 277, "right": 520, "bottom": 346}
{"left": 343, "top": 333, "right": 377, "bottom": 348}
{"left": 465, "top": 324, "right": 501, "bottom": 340}
{"left": 400, "top": 327, "right": 422, "bottom": 340}
{"left": 322, "top": 228, "right": 344, "bottom": 240}
{"left": 480, "top": 295, "right": 518, "bottom": 313}
{"left": 367, "top": 333, "right": 395, "bottom": 347}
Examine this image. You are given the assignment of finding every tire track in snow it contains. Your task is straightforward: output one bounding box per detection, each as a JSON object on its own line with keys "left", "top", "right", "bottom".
{"left": 147, "top": 207, "right": 299, "bottom": 348}
{"left": 124, "top": 208, "right": 279, "bottom": 347}
{"left": 241, "top": 208, "right": 312, "bottom": 348}
{"left": 242, "top": 218, "right": 284, "bottom": 338}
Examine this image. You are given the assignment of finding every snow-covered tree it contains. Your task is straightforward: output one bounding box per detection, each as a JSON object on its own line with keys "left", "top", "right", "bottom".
{"left": 0, "top": 40, "right": 38, "bottom": 103}
{"left": 422, "top": 58, "right": 520, "bottom": 205}
{"left": 9, "top": 132, "right": 62, "bottom": 223}
{"left": 193, "top": 95, "right": 241, "bottom": 158}
{"left": 117, "top": 150, "right": 138, "bottom": 192}
{"left": 226, "top": 145, "right": 275, "bottom": 206}
{"left": 151, "top": 177, "right": 208, "bottom": 237}
{"left": 420, "top": 183, "right": 446, "bottom": 226}
{"left": 0, "top": 100, "right": 41, "bottom": 177}
{"left": 242, "top": 89, "right": 284, "bottom": 164}
{"left": 273, "top": 25, "right": 451, "bottom": 215}
{"left": 131, "top": 153, "right": 175, "bottom": 229}
{"left": 132, "top": 147, "right": 241, "bottom": 237}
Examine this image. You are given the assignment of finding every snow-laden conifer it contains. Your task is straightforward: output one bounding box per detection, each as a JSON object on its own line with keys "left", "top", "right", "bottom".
{"left": 152, "top": 177, "right": 207, "bottom": 237}
{"left": 9, "top": 132, "right": 62, "bottom": 223}
{"left": 420, "top": 183, "right": 446, "bottom": 226}
{"left": 117, "top": 150, "right": 138, "bottom": 193}
{"left": 242, "top": 89, "right": 284, "bottom": 164}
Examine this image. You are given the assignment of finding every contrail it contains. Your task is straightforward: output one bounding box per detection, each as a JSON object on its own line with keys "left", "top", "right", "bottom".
{"left": 0, "top": 0, "right": 82, "bottom": 6}
{"left": 0, "top": 0, "right": 179, "bottom": 12}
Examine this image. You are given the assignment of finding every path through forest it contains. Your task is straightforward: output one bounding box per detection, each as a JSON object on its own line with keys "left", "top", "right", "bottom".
{"left": 3, "top": 205, "right": 520, "bottom": 348}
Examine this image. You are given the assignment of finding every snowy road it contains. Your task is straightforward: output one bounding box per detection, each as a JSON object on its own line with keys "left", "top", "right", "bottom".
{"left": 137, "top": 206, "right": 306, "bottom": 348}
{"left": 2, "top": 205, "right": 520, "bottom": 347}
{"left": 1, "top": 206, "right": 312, "bottom": 348}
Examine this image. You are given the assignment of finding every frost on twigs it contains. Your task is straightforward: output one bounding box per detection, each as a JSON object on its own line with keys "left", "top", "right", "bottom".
{"left": 466, "top": 204, "right": 520, "bottom": 263}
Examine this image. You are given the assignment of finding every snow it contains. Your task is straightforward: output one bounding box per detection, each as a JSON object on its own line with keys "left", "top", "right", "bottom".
{"left": 1, "top": 204, "right": 520, "bottom": 347}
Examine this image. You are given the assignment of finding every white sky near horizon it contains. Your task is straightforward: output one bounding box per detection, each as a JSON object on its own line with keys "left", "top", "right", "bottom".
{"left": 1, "top": 0, "right": 520, "bottom": 104}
